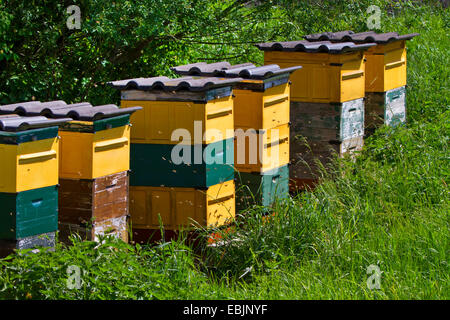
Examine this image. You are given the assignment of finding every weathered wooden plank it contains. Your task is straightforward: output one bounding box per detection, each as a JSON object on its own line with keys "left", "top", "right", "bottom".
{"left": 58, "top": 171, "right": 129, "bottom": 224}
{"left": 365, "top": 86, "right": 406, "bottom": 136}
{"left": 0, "top": 232, "right": 55, "bottom": 258}
{"left": 58, "top": 215, "right": 129, "bottom": 244}
{"left": 290, "top": 98, "right": 364, "bottom": 141}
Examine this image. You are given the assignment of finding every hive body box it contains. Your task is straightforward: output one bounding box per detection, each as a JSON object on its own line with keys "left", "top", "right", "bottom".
{"left": 365, "top": 86, "right": 406, "bottom": 134}
{"left": 234, "top": 123, "right": 290, "bottom": 173}
{"left": 121, "top": 90, "right": 234, "bottom": 145}
{"left": 233, "top": 80, "right": 290, "bottom": 131}
{"left": 59, "top": 171, "right": 129, "bottom": 225}
{"left": 0, "top": 127, "right": 59, "bottom": 193}
{"left": 235, "top": 165, "right": 289, "bottom": 211}
{"left": 130, "top": 180, "right": 235, "bottom": 230}
{"left": 364, "top": 40, "right": 407, "bottom": 92}
{"left": 59, "top": 115, "right": 131, "bottom": 180}
{"left": 0, "top": 185, "right": 58, "bottom": 240}
{"left": 264, "top": 50, "right": 366, "bottom": 103}
{"left": 130, "top": 138, "right": 234, "bottom": 188}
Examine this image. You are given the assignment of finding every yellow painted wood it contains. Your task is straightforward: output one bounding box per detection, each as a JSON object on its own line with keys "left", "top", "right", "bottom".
{"left": 121, "top": 96, "right": 234, "bottom": 145}
{"left": 264, "top": 51, "right": 365, "bottom": 103}
{"left": 59, "top": 125, "right": 130, "bottom": 179}
{"left": 129, "top": 180, "right": 235, "bottom": 230}
{"left": 365, "top": 40, "right": 407, "bottom": 92}
{"left": 234, "top": 82, "right": 290, "bottom": 131}
{"left": 0, "top": 138, "right": 59, "bottom": 193}
{"left": 235, "top": 123, "right": 289, "bottom": 173}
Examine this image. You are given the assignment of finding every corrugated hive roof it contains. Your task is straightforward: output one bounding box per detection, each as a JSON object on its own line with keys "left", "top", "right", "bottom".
{"left": 304, "top": 30, "right": 419, "bottom": 44}
{"left": 255, "top": 40, "right": 376, "bottom": 53}
{"left": 107, "top": 76, "right": 243, "bottom": 91}
{"left": 171, "top": 62, "right": 302, "bottom": 80}
{"left": 0, "top": 115, "right": 72, "bottom": 132}
{"left": 0, "top": 101, "right": 142, "bottom": 121}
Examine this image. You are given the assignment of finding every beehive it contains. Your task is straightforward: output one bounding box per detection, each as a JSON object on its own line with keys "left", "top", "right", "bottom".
{"left": 255, "top": 41, "right": 373, "bottom": 186}
{"left": 130, "top": 138, "right": 234, "bottom": 188}
{"left": 304, "top": 31, "right": 419, "bottom": 92}
{"left": 129, "top": 180, "right": 235, "bottom": 230}
{"left": 235, "top": 165, "right": 289, "bottom": 211}
{"left": 108, "top": 77, "right": 239, "bottom": 234}
{"left": 256, "top": 41, "right": 375, "bottom": 103}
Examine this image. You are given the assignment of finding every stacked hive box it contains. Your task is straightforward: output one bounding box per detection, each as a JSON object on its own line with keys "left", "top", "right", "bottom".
{"left": 0, "top": 113, "right": 71, "bottom": 256}
{"left": 2, "top": 101, "right": 141, "bottom": 243}
{"left": 255, "top": 40, "right": 376, "bottom": 190}
{"left": 304, "top": 31, "right": 419, "bottom": 136}
{"left": 171, "top": 62, "right": 301, "bottom": 211}
{"left": 108, "top": 77, "right": 241, "bottom": 241}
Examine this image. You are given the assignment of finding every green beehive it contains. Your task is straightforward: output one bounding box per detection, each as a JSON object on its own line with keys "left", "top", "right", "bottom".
{"left": 0, "top": 185, "right": 58, "bottom": 240}
{"left": 235, "top": 165, "right": 289, "bottom": 211}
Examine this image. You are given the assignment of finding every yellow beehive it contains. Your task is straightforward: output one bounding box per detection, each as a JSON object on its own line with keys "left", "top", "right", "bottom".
{"left": 302, "top": 31, "right": 419, "bottom": 93}
{"left": 129, "top": 180, "right": 235, "bottom": 230}
{"left": 234, "top": 123, "right": 289, "bottom": 173}
{"left": 234, "top": 81, "right": 290, "bottom": 130}
{"left": 365, "top": 40, "right": 407, "bottom": 92}
{"left": 0, "top": 136, "right": 59, "bottom": 193}
{"left": 264, "top": 50, "right": 366, "bottom": 103}
{"left": 121, "top": 96, "right": 234, "bottom": 145}
{"left": 59, "top": 123, "right": 130, "bottom": 179}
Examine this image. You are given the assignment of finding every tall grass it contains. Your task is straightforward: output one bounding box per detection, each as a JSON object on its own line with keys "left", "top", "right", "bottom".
{"left": 0, "top": 1, "right": 448, "bottom": 300}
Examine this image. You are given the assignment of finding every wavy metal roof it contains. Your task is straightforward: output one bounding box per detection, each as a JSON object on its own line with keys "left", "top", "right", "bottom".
{"left": 0, "top": 101, "right": 142, "bottom": 121}
{"left": 107, "top": 76, "right": 243, "bottom": 91}
{"left": 0, "top": 115, "right": 72, "bottom": 132}
{"left": 255, "top": 40, "right": 376, "bottom": 53}
{"left": 304, "top": 31, "right": 419, "bottom": 44}
{"left": 171, "top": 62, "right": 301, "bottom": 80}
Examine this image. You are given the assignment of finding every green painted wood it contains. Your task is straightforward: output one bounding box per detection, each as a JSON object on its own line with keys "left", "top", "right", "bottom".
{"left": 59, "top": 114, "right": 130, "bottom": 133}
{"left": 235, "top": 165, "right": 289, "bottom": 211}
{"left": 130, "top": 138, "right": 234, "bottom": 188}
{"left": 385, "top": 86, "right": 406, "bottom": 127}
{"left": 0, "top": 185, "right": 58, "bottom": 240}
{"left": 0, "top": 126, "right": 58, "bottom": 145}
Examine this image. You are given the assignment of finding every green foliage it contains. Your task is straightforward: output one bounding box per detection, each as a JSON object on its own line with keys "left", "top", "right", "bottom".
{"left": 0, "top": 235, "right": 204, "bottom": 299}
{"left": 0, "top": 0, "right": 448, "bottom": 300}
